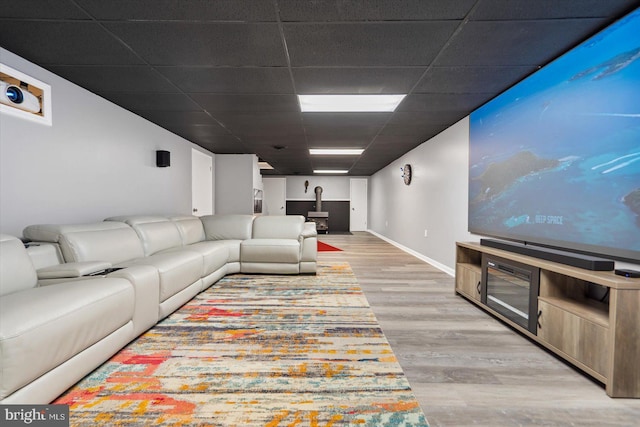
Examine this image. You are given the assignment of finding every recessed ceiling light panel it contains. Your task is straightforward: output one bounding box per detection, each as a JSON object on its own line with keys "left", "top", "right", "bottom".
{"left": 299, "top": 94, "right": 406, "bottom": 112}
{"left": 309, "top": 148, "right": 364, "bottom": 155}
{"left": 313, "top": 169, "right": 349, "bottom": 174}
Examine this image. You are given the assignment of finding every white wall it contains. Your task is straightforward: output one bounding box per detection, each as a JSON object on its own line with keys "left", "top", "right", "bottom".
{"left": 286, "top": 175, "right": 366, "bottom": 201}
{"left": 0, "top": 48, "right": 211, "bottom": 237}
{"left": 369, "top": 118, "right": 476, "bottom": 270}
{"left": 215, "top": 154, "right": 260, "bottom": 214}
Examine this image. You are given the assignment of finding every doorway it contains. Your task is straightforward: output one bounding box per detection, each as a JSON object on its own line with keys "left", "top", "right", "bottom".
{"left": 191, "top": 149, "right": 213, "bottom": 216}
{"left": 350, "top": 178, "right": 368, "bottom": 231}
{"left": 263, "top": 177, "right": 286, "bottom": 215}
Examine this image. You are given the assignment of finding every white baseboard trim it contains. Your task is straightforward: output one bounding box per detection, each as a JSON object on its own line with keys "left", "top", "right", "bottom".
{"left": 367, "top": 230, "right": 455, "bottom": 277}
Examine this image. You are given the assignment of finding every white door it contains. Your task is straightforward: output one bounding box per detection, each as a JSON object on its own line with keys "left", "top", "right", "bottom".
{"left": 350, "top": 178, "right": 368, "bottom": 231}
{"left": 191, "top": 149, "right": 213, "bottom": 216}
{"left": 263, "top": 177, "right": 286, "bottom": 215}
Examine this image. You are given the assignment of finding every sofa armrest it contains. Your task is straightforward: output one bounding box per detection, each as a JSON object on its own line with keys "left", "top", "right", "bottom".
{"left": 37, "top": 261, "right": 112, "bottom": 279}
{"left": 108, "top": 265, "right": 160, "bottom": 336}
{"left": 301, "top": 222, "right": 318, "bottom": 238}
{"left": 299, "top": 223, "right": 318, "bottom": 267}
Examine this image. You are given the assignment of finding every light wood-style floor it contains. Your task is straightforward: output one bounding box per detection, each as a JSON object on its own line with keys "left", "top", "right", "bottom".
{"left": 318, "top": 232, "right": 640, "bottom": 427}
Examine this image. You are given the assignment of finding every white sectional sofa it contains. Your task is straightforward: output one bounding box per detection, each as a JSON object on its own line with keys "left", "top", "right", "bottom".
{"left": 0, "top": 214, "right": 317, "bottom": 403}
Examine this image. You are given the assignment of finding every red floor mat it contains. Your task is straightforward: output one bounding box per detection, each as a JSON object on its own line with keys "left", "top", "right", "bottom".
{"left": 317, "top": 241, "right": 342, "bottom": 252}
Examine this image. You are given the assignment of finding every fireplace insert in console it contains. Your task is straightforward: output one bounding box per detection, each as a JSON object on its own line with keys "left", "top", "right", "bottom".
{"left": 481, "top": 254, "right": 540, "bottom": 334}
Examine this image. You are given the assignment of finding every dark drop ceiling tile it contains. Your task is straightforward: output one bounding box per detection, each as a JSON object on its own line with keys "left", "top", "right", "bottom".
{"left": 470, "top": 0, "right": 640, "bottom": 20}
{"left": 169, "top": 125, "right": 233, "bottom": 141}
{"left": 349, "top": 156, "right": 396, "bottom": 173}
{"left": 292, "top": 67, "right": 425, "bottom": 94}
{"left": 270, "top": 166, "right": 314, "bottom": 175}
{"left": 190, "top": 94, "right": 300, "bottom": 113}
{"left": 230, "top": 125, "right": 305, "bottom": 138}
{"left": 135, "top": 111, "right": 221, "bottom": 127}
{"left": 435, "top": 19, "right": 607, "bottom": 67}
{"left": 305, "top": 137, "right": 370, "bottom": 148}
{"left": 0, "top": 21, "right": 143, "bottom": 65}
{"left": 216, "top": 113, "right": 305, "bottom": 137}
{"left": 104, "top": 22, "right": 287, "bottom": 66}
{"left": 379, "top": 122, "right": 450, "bottom": 138}
{"left": 414, "top": 66, "right": 536, "bottom": 94}
{"left": 47, "top": 66, "right": 178, "bottom": 93}
{"left": 349, "top": 166, "right": 382, "bottom": 175}
{"left": 254, "top": 147, "right": 310, "bottom": 161}
{"left": 191, "top": 135, "right": 250, "bottom": 154}
{"left": 388, "top": 111, "right": 469, "bottom": 126}
{"left": 284, "top": 22, "right": 459, "bottom": 66}
{"left": 397, "top": 93, "right": 490, "bottom": 113}
{"left": 278, "top": 0, "right": 476, "bottom": 21}
{"left": 302, "top": 113, "right": 391, "bottom": 128}
{"left": 255, "top": 152, "right": 312, "bottom": 174}
{"left": 1, "top": 0, "right": 90, "bottom": 19}
{"left": 170, "top": 123, "right": 230, "bottom": 140}
{"left": 306, "top": 127, "right": 380, "bottom": 140}
{"left": 303, "top": 113, "right": 390, "bottom": 139}
{"left": 369, "top": 135, "right": 425, "bottom": 148}
{"left": 104, "top": 93, "right": 202, "bottom": 112}
{"left": 156, "top": 67, "right": 294, "bottom": 93}
{"left": 310, "top": 157, "right": 358, "bottom": 170}
{"left": 241, "top": 136, "right": 309, "bottom": 150}
{"left": 77, "top": 0, "right": 277, "bottom": 21}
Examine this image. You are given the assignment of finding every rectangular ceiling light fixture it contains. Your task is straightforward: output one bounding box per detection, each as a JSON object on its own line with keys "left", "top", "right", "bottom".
{"left": 313, "top": 170, "right": 349, "bottom": 174}
{"left": 258, "top": 161, "right": 274, "bottom": 170}
{"left": 309, "top": 148, "right": 364, "bottom": 156}
{"left": 299, "top": 94, "right": 406, "bottom": 112}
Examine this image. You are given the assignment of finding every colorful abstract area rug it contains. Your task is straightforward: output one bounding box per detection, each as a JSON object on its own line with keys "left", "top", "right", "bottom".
{"left": 55, "top": 263, "right": 429, "bottom": 427}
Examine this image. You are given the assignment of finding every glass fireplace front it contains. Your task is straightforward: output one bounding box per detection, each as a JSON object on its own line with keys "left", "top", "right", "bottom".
{"left": 481, "top": 254, "right": 540, "bottom": 334}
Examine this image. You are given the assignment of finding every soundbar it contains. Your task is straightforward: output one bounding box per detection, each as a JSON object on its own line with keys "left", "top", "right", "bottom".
{"left": 480, "top": 239, "right": 615, "bottom": 271}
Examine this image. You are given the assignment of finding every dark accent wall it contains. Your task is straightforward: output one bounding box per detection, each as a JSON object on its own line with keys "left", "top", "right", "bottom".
{"left": 286, "top": 201, "right": 350, "bottom": 232}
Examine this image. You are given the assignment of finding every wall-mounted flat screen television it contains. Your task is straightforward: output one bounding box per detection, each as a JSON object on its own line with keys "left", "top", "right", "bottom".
{"left": 469, "top": 7, "right": 640, "bottom": 264}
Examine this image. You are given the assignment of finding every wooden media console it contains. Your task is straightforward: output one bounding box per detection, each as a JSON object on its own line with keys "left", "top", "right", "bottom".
{"left": 455, "top": 241, "right": 640, "bottom": 398}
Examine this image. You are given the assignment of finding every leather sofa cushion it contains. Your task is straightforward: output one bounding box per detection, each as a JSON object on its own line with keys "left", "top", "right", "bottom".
{"left": 186, "top": 240, "right": 242, "bottom": 264}
{"left": 0, "top": 235, "right": 37, "bottom": 296}
{"left": 252, "top": 216, "right": 305, "bottom": 240}
{"left": 61, "top": 228, "right": 144, "bottom": 264}
{"left": 162, "top": 241, "right": 228, "bottom": 276}
{"left": 105, "top": 216, "right": 183, "bottom": 257}
{"left": 118, "top": 251, "right": 203, "bottom": 302}
{"left": 23, "top": 223, "right": 144, "bottom": 265}
{"left": 131, "top": 221, "right": 183, "bottom": 256}
{"left": 0, "top": 278, "right": 134, "bottom": 400}
{"left": 200, "top": 215, "right": 254, "bottom": 241}
{"left": 241, "top": 239, "right": 300, "bottom": 263}
{"left": 170, "top": 216, "right": 206, "bottom": 245}
{"left": 221, "top": 240, "right": 242, "bottom": 263}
